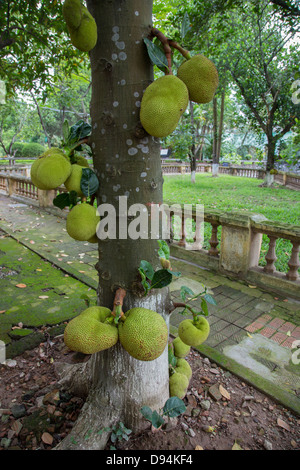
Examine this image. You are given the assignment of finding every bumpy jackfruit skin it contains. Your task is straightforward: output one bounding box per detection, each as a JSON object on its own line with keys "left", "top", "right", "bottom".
{"left": 64, "top": 306, "right": 118, "bottom": 354}
{"left": 66, "top": 203, "right": 100, "bottom": 241}
{"left": 64, "top": 164, "right": 84, "bottom": 196}
{"left": 140, "top": 75, "right": 189, "bottom": 138}
{"left": 32, "top": 153, "right": 71, "bottom": 190}
{"left": 169, "top": 372, "right": 189, "bottom": 399}
{"left": 68, "top": 6, "right": 97, "bottom": 52}
{"left": 62, "top": 0, "right": 82, "bottom": 30}
{"left": 173, "top": 336, "right": 191, "bottom": 358}
{"left": 74, "top": 155, "right": 89, "bottom": 167}
{"left": 178, "top": 317, "right": 210, "bottom": 347}
{"left": 175, "top": 358, "right": 192, "bottom": 380}
{"left": 118, "top": 308, "right": 168, "bottom": 361}
{"left": 87, "top": 233, "right": 98, "bottom": 244}
{"left": 30, "top": 157, "right": 48, "bottom": 190}
{"left": 177, "top": 54, "right": 219, "bottom": 104}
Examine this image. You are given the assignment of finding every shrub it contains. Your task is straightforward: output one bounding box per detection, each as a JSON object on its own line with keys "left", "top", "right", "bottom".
{"left": 22, "top": 142, "right": 46, "bottom": 159}
{"left": 11, "top": 142, "right": 26, "bottom": 158}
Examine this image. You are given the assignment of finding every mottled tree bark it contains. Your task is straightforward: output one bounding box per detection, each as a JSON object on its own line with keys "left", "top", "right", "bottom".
{"left": 56, "top": 0, "right": 172, "bottom": 450}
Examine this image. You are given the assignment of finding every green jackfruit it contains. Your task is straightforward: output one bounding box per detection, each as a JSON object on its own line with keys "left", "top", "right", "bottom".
{"left": 68, "top": 6, "right": 97, "bottom": 52}
{"left": 118, "top": 307, "right": 168, "bottom": 361}
{"left": 140, "top": 75, "right": 189, "bottom": 138}
{"left": 62, "top": 0, "right": 82, "bottom": 30}
{"left": 177, "top": 54, "right": 219, "bottom": 104}
{"left": 169, "top": 371, "right": 189, "bottom": 399}
{"left": 31, "top": 153, "right": 71, "bottom": 190}
{"left": 66, "top": 202, "right": 100, "bottom": 241}
{"left": 64, "top": 306, "right": 118, "bottom": 354}
{"left": 175, "top": 358, "right": 192, "bottom": 380}
{"left": 74, "top": 155, "right": 89, "bottom": 167}
{"left": 64, "top": 164, "right": 84, "bottom": 196}
{"left": 178, "top": 317, "right": 210, "bottom": 347}
{"left": 173, "top": 336, "right": 190, "bottom": 358}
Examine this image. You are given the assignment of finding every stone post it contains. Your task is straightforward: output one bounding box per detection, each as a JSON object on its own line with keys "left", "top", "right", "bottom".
{"left": 38, "top": 189, "right": 57, "bottom": 208}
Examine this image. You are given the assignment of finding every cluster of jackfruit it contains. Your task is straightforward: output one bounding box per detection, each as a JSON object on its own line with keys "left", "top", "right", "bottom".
{"left": 168, "top": 316, "right": 210, "bottom": 399}
{"left": 64, "top": 306, "right": 169, "bottom": 361}
{"left": 140, "top": 54, "right": 218, "bottom": 138}
{"left": 62, "top": 0, "right": 97, "bottom": 52}
{"left": 30, "top": 147, "right": 99, "bottom": 244}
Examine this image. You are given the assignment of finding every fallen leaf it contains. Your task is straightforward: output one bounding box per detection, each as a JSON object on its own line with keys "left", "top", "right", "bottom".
{"left": 16, "top": 284, "right": 27, "bottom": 288}
{"left": 232, "top": 441, "right": 243, "bottom": 450}
{"left": 39, "top": 296, "right": 49, "bottom": 299}
{"left": 79, "top": 270, "right": 86, "bottom": 273}
{"left": 277, "top": 418, "right": 291, "bottom": 432}
{"left": 286, "top": 331, "right": 291, "bottom": 337}
{"left": 247, "top": 332, "right": 253, "bottom": 338}
{"left": 0, "top": 310, "right": 6, "bottom": 314}
{"left": 195, "top": 445, "right": 204, "bottom": 450}
{"left": 248, "top": 285, "right": 257, "bottom": 289}
{"left": 41, "top": 432, "right": 53, "bottom": 445}
{"left": 30, "top": 240, "right": 35, "bottom": 244}
{"left": 36, "top": 269, "right": 42, "bottom": 272}
{"left": 219, "top": 384, "right": 231, "bottom": 400}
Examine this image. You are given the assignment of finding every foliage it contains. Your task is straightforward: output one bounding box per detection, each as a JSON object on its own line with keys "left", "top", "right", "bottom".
{"left": 21, "top": 142, "right": 45, "bottom": 158}
{"left": 141, "top": 396, "right": 186, "bottom": 429}
{"left": 0, "top": 0, "right": 89, "bottom": 95}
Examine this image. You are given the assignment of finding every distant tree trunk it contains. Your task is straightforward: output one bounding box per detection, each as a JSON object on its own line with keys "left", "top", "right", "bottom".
{"left": 30, "top": 92, "right": 51, "bottom": 148}
{"left": 217, "top": 91, "right": 225, "bottom": 161}
{"left": 212, "top": 96, "right": 219, "bottom": 177}
{"left": 56, "top": 0, "right": 172, "bottom": 450}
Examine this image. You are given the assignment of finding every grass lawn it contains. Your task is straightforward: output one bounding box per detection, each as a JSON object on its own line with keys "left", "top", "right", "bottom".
{"left": 163, "top": 173, "right": 300, "bottom": 273}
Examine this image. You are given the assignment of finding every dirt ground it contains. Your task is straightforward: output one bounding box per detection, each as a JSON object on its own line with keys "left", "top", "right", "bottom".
{"left": 0, "top": 332, "right": 299, "bottom": 451}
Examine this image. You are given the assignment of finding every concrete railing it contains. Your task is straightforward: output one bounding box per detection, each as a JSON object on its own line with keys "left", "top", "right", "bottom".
{"left": 1, "top": 171, "right": 299, "bottom": 299}
{"left": 166, "top": 203, "right": 300, "bottom": 299}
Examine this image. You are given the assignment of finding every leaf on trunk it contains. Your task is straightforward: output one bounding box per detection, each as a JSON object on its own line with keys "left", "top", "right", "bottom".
{"left": 139, "top": 260, "right": 155, "bottom": 281}
{"left": 143, "top": 38, "right": 169, "bottom": 74}
{"left": 151, "top": 269, "right": 173, "bottom": 289}
{"left": 80, "top": 168, "right": 99, "bottom": 197}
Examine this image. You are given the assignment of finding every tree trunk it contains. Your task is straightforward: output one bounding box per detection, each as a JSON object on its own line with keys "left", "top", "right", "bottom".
{"left": 263, "top": 136, "right": 276, "bottom": 187}
{"left": 55, "top": 0, "right": 172, "bottom": 450}
{"left": 212, "top": 96, "right": 219, "bottom": 177}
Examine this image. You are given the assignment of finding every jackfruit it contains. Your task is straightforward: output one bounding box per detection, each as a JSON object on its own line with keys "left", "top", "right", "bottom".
{"left": 62, "top": 0, "right": 82, "bottom": 30}
{"left": 64, "top": 306, "right": 118, "bottom": 354}
{"left": 66, "top": 202, "right": 100, "bottom": 241}
{"left": 64, "top": 164, "right": 84, "bottom": 196}
{"left": 68, "top": 6, "right": 97, "bottom": 52}
{"left": 140, "top": 75, "right": 189, "bottom": 138}
{"left": 173, "top": 336, "right": 190, "bottom": 358}
{"left": 118, "top": 307, "right": 168, "bottom": 361}
{"left": 74, "top": 155, "right": 89, "bottom": 167}
{"left": 31, "top": 153, "right": 72, "bottom": 190}
{"left": 87, "top": 233, "right": 98, "bottom": 244}
{"left": 175, "top": 358, "right": 192, "bottom": 381}
{"left": 169, "top": 371, "right": 189, "bottom": 399}
{"left": 177, "top": 54, "right": 219, "bottom": 104}
{"left": 178, "top": 317, "right": 210, "bottom": 347}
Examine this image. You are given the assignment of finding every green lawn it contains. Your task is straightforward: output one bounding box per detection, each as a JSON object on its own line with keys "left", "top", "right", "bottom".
{"left": 163, "top": 174, "right": 300, "bottom": 273}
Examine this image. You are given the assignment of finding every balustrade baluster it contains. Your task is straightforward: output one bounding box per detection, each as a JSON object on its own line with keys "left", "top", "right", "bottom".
{"left": 286, "top": 241, "right": 300, "bottom": 281}
{"left": 264, "top": 235, "right": 277, "bottom": 273}
{"left": 178, "top": 213, "right": 186, "bottom": 247}
{"left": 208, "top": 223, "right": 219, "bottom": 256}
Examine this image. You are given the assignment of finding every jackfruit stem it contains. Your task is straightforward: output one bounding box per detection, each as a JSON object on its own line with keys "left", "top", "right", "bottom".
{"left": 112, "top": 287, "right": 126, "bottom": 320}
{"left": 168, "top": 40, "right": 191, "bottom": 60}
{"left": 150, "top": 27, "right": 173, "bottom": 75}
{"left": 171, "top": 302, "right": 198, "bottom": 320}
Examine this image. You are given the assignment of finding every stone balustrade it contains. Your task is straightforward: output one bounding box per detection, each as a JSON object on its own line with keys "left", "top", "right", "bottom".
{"left": 0, "top": 171, "right": 299, "bottom": 299}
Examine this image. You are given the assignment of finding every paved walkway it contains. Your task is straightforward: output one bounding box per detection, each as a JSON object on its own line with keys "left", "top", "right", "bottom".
{"left": 0, "top": 194, "right": 299, "bottom": 414}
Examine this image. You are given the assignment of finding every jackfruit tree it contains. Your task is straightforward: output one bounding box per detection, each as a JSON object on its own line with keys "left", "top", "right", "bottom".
{"left": 3, "top": 0, "right": 217, "bottom": 450}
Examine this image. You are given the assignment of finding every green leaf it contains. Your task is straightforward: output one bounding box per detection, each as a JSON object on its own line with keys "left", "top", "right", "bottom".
{"left": 168, "top": 269, "right": 181, "bottom": 277}
{"left": 181, "top": 12, "right": 191, "bottom": 39}
{"left": 140, "top": 406, "right": 154, "bottom": 422}
{"left": 201, "top": 298, "right": 209, "bottom": 316}
{"left": 139, "top": 260, "right": 155, "bottom": 280}
{"left": 163, "top": 397, "right": 186, "bottom": 418}
{"left": 80, "top": 168, "right": 99, "bottom": 197}
{"left": 168, "top": 347, "right": 177, "bottom": 368}
{"left": 157, "top": 240, "right": 170, "bottom": 259}
{"left": 180, "top": 286, "right": 194, "bottom": 302}
{"left": 67, "top": 119, "right": 92, "bottom": 146}
{"left": 53, "top": 192, "right": 71, "bottom": 210}
{"left": 151, "top": 269, "right": 173, "bottom": 289}
{"left": 138, "top": 268, "right": 151, "bottom": 296}
{"left": 143, "top": 38, "right": 169, "bottom": 73}
{"left": 204, "top": 293, "right": 217, "bottom": 306}
{"left": 151, "top": 410, "right": 165, "bottom": 429}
